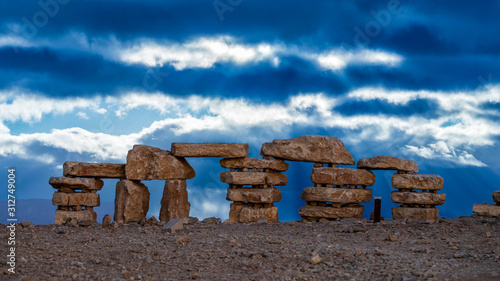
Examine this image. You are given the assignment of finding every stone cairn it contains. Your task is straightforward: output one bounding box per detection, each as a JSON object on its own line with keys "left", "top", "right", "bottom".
{"left": 472, "top": 191, "right": 500, "bottom": 217}
{"left": 50, "top": 162, "right": 126, "bottom": 224}
{"left": 260, "top": 135, "right": 375, "bottom": 221}
{"left": 358, "top": 156, "right": 446, "bottom": 220}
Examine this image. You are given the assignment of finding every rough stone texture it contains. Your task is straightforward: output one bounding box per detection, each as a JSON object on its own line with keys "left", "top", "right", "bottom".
{"left": 301, "top": 187, "right": 372, "bottom": 204}
{"left": 220, "top": 172, "right": 288, "bottom": 186}
{"left": 162, "top": 218, "right": 184, "bottom": 233}
{"left": 392, "top": 174, "right": 444, "bottom": 190}
{"left": 159, "top": 180, "right": 190, "bottom": 222}
{"left": 63, "top": 161, "right": 126, "bottom": 178}
{"left": 49, "top": 177, "right": 104, "bottom": 190}
{"left": 114, "top": 180, "right": 150, "bottom": 224}
{"left": 228, "top": 204, "right": 279, "bottom": 223}
{"left": 52, "top": 192, "right": 100, "bottom": 207}
{"left": 392, "top": 207, "right": 439, "bottom": 220}
{"left": 472, "top": 204, "right": 500, "bottom": 217}
{"left": 54, "top": 210, "right": 97, "bottom": 225}
{"left": 171, "top": 143, "right": 249, "bottom": 158}
{"left": 357, "top": 156, "right": 418, "bottom": 173}
{"left": 310, "top": 167, "right": 376, "bottom": 186}
{"left": 391, "top": 191, "right": 446, "bottom": 205}
{"left": 125, "top": 145, "right": 195, "bottom": 180}
{"left": 492, "top": 191, "right": 500, "bottom": 203}
{"left": 220, "top": 158, "right": 289, "bottom": 172}
{"left": 227, "top": 188, "right": 282, "bottom": 203}
{"left": 260, "top": 135, "right": 355, "bottom": 164}
{"left": 102, "top": 214, "right": 112, "bottom": 227}
{"left": 299, "top": 205, "right": 364, "bottom": 219}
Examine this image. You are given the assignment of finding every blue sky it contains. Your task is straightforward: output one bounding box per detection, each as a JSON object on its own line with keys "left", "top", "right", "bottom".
{"left": 1, "top": 0, "right": 500, "bottom": 223}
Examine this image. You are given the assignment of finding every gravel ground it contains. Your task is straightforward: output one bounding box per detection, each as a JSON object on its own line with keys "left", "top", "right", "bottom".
{"left": 2, "top": 216, "right": 500, "bottom": 281}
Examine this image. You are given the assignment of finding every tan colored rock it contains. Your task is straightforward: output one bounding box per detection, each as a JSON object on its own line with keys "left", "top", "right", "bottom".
{"left": 52, "top": 192, "right": 100, "bottom": 207}
{"left": 311, "top": 167, "right": 376, "bottom": 186}
{"left": 260, "top": 135, "right": 354, "bottom": 164}
{"left": 227, "top": 188, "right": 282, "bottom": 203}
{"left": 492, "top": 191, "right": 500, "bottom": 203}
{"left": 299, "top": 205, "right": 364, "bottom": 219}
{"left": 159, "top": 180, "right": 190, "bottom": 222}
{"left": 301, "top": 187, "right": 372, "bottom": 204}
{"left": 220, "top": 172, "right": 288, "bottom": 186}
{"left": 392, "top": 207, "right": 439, "bottom": 220}
{"left": 54, "top": 210, "right": 97, "bottom": 225}
{"left": 102, "top": 214, "right": 112, "bottom": 227}
{"left": 220, "top": 158, "right": 289, "bottom": 172}
{"left": 392, "top": 174, "right": 444, "bottom": 190}
{"left": 49, "top": 177, "right": 103, "bottom": 190}
{"left": 228, "top": 203, "right": 279, "bottom": 223}
{"left": 391, "top": 191, "right": 446, "bottom": 205}
{"left": 125, "top": 145, "right": 195, "bottom": 180}
{"left": 357, "top": 156, "right": 418, "bottom": 173}
{"left": 472, "top": 204, "right": 500, "bottom": 217}
{"left": 171, "top": 143, "right": 249, "bottom": 158}
{"left": 114, "top": 180, "right": 150, "bottom": 224}
{"left": 63, "top": 161, "right": 126, "bottom": 178}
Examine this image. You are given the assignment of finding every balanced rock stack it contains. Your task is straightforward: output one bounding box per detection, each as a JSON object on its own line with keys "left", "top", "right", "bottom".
{"left": 261, "top": 135, "right": 372, "bottom": 221}
{"left": 472, "top": 191, "right": 500, "bottom": 217}
{"left": 50, "top": 161, "right": 126, "bottom": 225}
{"left": 220, "top": 158, "right": 289, "bottom": 223}
{"left": 358, "top": 156, "right": 445, "bottom": 220}
{"left": 126, "top": 145, "right": 195, "bottom": 223}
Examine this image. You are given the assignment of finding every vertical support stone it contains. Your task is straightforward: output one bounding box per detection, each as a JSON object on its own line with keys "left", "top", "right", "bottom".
{"left": 159, "top": 179, "right": 190, "bottom": 222}
{"left": 114, "top": 180, "right": 150, "bottom": 224}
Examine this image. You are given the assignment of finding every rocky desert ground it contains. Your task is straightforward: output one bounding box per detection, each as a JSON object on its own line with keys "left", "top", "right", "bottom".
{"left": 2, "top": 215, "right": 500, "bottom": 281}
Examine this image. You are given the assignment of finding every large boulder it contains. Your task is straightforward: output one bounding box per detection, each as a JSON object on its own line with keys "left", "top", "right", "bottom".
{"left": 52, "top": 192, "right": 100, "bottom": 207}
{"left": 228, "top": 204, "right": 279, "bottom": 223}
{"left": 125, "top": 145, "right": 195, "bottom": 181}
{"left": 357, "top": 156, "right": 418, "bottom": 173}
{"left": 220, "top": 158, "right": 289, "bottom": 172}
{"left": 310, "top": 167, "right": 375, "bottom": 186}
{"left": 159, "top": 180, "right": 190, "bottom": 222}
{"left": 492, "top": 191, "right": 500, "bottom": 203}
{"left": 301, "top": 187, "right": 372, "bottom": 204}
{"left": 260, "top": 135, "right": 354, "bottom": 164}
{"left": 392, "top": 174, "right": 444, "bottom": 190}
{"left": 392, "top": 207, "right": 439, "bottom": 220}
{"left": 171, "top": 143, "right": 248, "bottom": 158}
{"left": 114, "top": 180, "right": 150, "bottom": 223}
{"left": 63, "top": 161, "right": 126, "bottom": 178}
{"left": 54, "top": 210, "right": 96, "bottom": 225}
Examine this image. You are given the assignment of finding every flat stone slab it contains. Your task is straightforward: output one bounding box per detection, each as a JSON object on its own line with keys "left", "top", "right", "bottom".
{"left": 160, "top": 180, "right": 190, "bottom": 222}
{"left": 52, "top": 192, "right": 100, "bottom": 207}
{"left": 227, "top": 188, "right": 282, "bottom": 203}
{"left": 125, "top": 145, "right": 195, "bottom": 180}
{"left": 311, "top": 168, "right": 375, "bottom": 186}
{"left": 115, "top": 180, "right": 150, "bottom": 224}
{"left": 55, "top": 210, "right": 97, "bottom": 225}
{"left": 301, "top": 187, "right": 372, "bottom": 204}
{"left": 63, "top": 161, "right": 126, "bottom": 178}
{"left": 392, "top": 174, "right": 444, "bottom": 190}
{"left": 299, "top": 205, "right": 364, "bottom": 219}
{"left": 220, "top": 158, "right": 289, "bottom": 172}
{"left": 391, "top": 191, "right": 446, "bottom": 205}
{"left": 228, "top": 204, "right": 279, "bottom": 223}
{"left": 392, "top": 207, "right": 439, "bottom": 220}
{"left": 472, "top": 204, "right": 500, "bottom": 217}
{"left": 357, "top": 156, "right": 418, "bottom": 173}
{"left": 260, "top": 135, "right": 355, "bottom": 164}
{"left": 492, "top": 191, "right": 500, "bottom": 203}
{"left": 220, "top": 172, "right": 288, "bottom": 186}
{"left": 171, "top": 143, "right": 248, "bottom": 158}
{"left": 49, "top": 177, "right": 104, "bottom": 191}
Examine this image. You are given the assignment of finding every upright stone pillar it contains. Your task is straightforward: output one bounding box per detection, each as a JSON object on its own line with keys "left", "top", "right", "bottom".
{"left": 160, "top": 179, "right": 190, "bottom": 222}
{"left": 114, "top": 179, "right": 150, "bottom": 223}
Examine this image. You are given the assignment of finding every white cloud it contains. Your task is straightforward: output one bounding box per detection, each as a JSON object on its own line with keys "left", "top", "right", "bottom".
{"left": 406, "top": 142, "right": 487, "bottom": 167}
{"left": 76, "top": 112, "right": 89, "bottom": 119}
{"left": 315, "top": 49, "right": 403, "bottom": 71}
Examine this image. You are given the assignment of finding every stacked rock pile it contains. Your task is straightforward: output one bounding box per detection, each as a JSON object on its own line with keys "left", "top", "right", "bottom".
{"left": 472, "top": 191, "right": 500, "bottom": 217}
{"left": 50, "top": 162, "right": 126, "bottom": 225}
{"left": 358, "top": 155, "right": 445, "bottom": 220}
{"left": 260, "top": 135, "right": 374, "bottom": 221}
{"left": 220, "top": 158, "right": 288, "bottom": 223}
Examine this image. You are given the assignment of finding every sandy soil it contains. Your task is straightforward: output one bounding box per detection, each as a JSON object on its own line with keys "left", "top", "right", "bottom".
{"left": 2, "top": 215, "right": 500, "bottom": 281}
